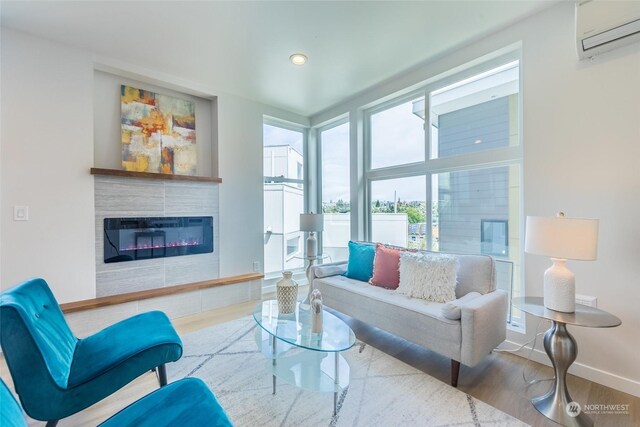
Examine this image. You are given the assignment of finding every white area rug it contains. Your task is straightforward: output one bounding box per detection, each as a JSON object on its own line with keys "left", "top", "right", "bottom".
{"left": 169, "top": 317, "right": 528, "bottom": 427}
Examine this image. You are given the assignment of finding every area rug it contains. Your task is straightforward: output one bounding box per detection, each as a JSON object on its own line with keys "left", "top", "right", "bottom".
{"left": 168, "top": 317, "right": 527, "bottom": 427}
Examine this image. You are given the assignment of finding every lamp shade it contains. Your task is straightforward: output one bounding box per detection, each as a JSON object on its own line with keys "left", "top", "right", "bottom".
{"left": 525, "top": 215, "right": 599, "bottom": 260}
{"left": 300, "top": 213, "right": 324, "bottom": 232}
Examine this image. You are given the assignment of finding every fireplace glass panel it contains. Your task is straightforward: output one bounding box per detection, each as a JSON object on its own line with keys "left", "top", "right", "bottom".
{"left": 104, "top": 216, "right": 213, "bottom": 263}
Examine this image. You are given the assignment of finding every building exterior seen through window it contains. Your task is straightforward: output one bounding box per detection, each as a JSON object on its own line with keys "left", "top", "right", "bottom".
{"left": 263, "top": 123, "right": 305, "bottom": 277}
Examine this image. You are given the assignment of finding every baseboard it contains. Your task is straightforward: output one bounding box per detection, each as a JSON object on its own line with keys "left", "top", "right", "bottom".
{"left": 501, "top": 339, "right": 640, "bottom": 398}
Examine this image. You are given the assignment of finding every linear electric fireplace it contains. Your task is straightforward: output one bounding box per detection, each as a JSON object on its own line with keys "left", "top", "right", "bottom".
{"left": 104, "top": 216, "right": 213, "bottom": 263}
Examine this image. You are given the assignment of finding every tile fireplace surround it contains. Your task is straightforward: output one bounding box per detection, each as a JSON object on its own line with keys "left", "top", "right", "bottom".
{"left": 94, "top": 175, "right": 220, "bottom": 297}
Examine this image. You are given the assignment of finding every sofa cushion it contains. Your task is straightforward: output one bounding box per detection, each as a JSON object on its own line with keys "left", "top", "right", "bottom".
{"left": 344, "top": 241, "right": 375, "bottom": 282}
{"left": 397, "top": 252, "right": 457, "bottom": 303}
{"left": 314, "top": 275, "right": 462, "bottom": 360}
{"left": 370, "top": 243, "right": 402, "bottom": 289}
{"left": 455, "top": 254, "right": 496, "bottom": 297}
{"left": 441, "top": 292, "right": 482, "bottom": 320}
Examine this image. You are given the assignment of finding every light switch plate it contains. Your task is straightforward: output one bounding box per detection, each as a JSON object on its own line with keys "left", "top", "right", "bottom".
{"left": 14, "top": 206, "right": 29, "bottom": 221}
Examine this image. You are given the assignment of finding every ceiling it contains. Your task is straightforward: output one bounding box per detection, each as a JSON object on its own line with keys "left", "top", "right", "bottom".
{"left": 1, "top": 1, "right": 556, "bottom": 117}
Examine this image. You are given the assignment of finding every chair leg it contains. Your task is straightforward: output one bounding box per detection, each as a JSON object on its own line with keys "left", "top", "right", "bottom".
{"left": 46, "top": 420, "right": 59, "bottom": 427}
{"left": 451, "top": 359, "right": 461, "bottom": 387}
{"left": 157, "top": 363, "right": 168, "bottom": 387}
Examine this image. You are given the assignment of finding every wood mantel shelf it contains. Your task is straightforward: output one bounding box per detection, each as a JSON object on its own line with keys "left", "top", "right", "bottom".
{"left": 90, "top": 168, "right": 222, "bottom": 183}
{"left": 60, "top": 273, "right": 263, "bottom": 313}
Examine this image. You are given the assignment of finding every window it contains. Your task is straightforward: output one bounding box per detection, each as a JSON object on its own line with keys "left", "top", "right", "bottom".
{"left": 371, "top": 176, "right": 426, "bottom": 249}
{"left": 433, "top": 165, "right": 518, "bottom": 255}
{"left": 481, "top": 219, "right": 509, "bottom": 257}
{"left": 263, "top": 122, "right": 306, "bottom": 277}
{"left": 286, "top": 236, "right": 300, "bottom": 257}
{"left": 363, "top": 57, "right": 523, "bottom": 327}
{"left": 429, "top": 61, "right": 519, "bottom": 159}
{"left": 370, "top": 97, "right": 425, "bottom": 169}
{"left": 320, "top": 121, "right": 351, "bottom": 261}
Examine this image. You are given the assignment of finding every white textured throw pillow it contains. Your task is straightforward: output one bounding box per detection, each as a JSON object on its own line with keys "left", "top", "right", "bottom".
{"left": 397, "top": 252, "right": 458, "bottom": 303}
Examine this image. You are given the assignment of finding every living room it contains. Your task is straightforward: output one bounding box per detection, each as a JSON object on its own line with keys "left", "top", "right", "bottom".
{"left": 1, "top": 1, "right": 638, "bottom": 426}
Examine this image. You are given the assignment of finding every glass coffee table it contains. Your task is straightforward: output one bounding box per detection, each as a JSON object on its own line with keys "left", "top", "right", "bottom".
{"left": 253, "top": 300, "right": 356, "bottom": 415}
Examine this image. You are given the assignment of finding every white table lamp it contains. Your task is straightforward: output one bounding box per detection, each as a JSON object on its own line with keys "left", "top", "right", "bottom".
{"left": 300, "top": 213, "right": 324, "bottom": 258}
{"left": 525, "top": 213, "right": 599, "bottom": 313}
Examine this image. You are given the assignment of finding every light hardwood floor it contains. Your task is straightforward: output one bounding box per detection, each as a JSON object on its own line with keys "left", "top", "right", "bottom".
{"left": 2, "top": 291, "right": 638, "bottom": 427}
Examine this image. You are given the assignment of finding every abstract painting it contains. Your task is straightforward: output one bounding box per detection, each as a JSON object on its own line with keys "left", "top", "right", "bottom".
{"left": 121, "top": 85, "right": 196, "bottom": 175}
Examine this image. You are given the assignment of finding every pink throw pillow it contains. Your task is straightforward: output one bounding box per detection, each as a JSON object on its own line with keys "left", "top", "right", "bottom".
{"left": 369, "top": 243, "right": 402, "bottom": 289}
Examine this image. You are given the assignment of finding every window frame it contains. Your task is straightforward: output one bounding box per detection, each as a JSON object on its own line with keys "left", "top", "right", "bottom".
{"left": 262, "top": 116, "right": 309, "bottom": 281}
{"left": 315, "top": 116, "right": 351, "bottom": 258}
{"left": 364, "top": 89, "right": 428, "bottom": 173}
{"left": 361, "top": 50, "right": 524, "bottom": 330}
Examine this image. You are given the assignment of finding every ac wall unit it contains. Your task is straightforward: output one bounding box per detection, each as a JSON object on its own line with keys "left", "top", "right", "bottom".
{"left": 576, "top": 0, "right": 640, "bottom": 60}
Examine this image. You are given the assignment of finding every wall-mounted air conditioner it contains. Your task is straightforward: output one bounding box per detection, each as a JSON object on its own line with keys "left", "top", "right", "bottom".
{"left": 576, "top": 0, "right": 640, "bottom": 60}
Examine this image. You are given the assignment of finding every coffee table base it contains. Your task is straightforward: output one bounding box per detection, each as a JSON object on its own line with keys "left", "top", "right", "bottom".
{"left": 256, "top": 328, "right": 349, "bottom": 416}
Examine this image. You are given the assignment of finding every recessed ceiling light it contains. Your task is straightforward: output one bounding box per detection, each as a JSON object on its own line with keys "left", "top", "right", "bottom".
{"left": 290, "top": 53, "right": 307, "bottom": 65}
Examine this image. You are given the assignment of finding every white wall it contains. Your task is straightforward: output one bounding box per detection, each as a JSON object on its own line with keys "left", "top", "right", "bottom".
{"left": 1, "top": 28, "right": 309, "bottom": 303}
{"left": 311, "top": 2, "right": 640, "bottom": 396}
{"left": 1, "top": 29, "right": 96, "bottom": 302}
{"left": 520, "top": 3, "right": 640, "bottom": 396}
{"left": 215, "top": 94, "right": 308, "bottom": 278}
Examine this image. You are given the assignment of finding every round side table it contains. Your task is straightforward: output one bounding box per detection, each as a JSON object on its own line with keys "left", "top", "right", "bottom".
{"left": 512, "top": 297, "right": 621, "bottom": 427}
{"left": 293, "top": 254, "right": 332, "bottom": 298}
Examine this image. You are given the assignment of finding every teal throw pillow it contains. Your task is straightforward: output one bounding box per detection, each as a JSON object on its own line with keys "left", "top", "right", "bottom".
{"left": 344, "top": 241, "right": 375, "bottom": 282}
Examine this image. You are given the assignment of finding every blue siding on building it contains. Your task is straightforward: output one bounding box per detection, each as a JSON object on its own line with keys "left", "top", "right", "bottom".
{"left": 436, "top": 97, "right": 511, "bottom": 255}
{"left": 437, "top": 97, "right": 509, "bottom": 157}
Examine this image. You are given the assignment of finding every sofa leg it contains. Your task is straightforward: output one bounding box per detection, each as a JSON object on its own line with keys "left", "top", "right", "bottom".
{"left": 46, "top": 420, "right": 59, "bottom": 427}
{"left": 157, "top": 364, "right": 167, "bottom": 387}
{"left": 451, "top": 360, "right": 460, "bottom": 387}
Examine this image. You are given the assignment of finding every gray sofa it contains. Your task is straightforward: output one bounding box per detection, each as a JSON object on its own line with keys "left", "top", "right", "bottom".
{"left": 311, "top": 253, "right": 508, "bottom": 387}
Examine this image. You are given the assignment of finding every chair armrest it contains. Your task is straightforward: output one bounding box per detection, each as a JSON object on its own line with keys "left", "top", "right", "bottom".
{"left": 459, "top": 289, "right": 508, "bottom": 366}
{"left": 310, "top": 261, "right": 348, "bottom": 282}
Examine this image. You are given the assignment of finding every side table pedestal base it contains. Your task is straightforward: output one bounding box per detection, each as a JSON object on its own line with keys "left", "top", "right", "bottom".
{"left": 532, "top": 391, "right": 593, "bottom": 427}
{"left": 532, "top": 321, "right": 593, "bottom": 427}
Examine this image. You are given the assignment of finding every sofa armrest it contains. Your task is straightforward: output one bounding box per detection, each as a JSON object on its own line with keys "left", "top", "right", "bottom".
{"left": 310, "top": 261, "right": 348, "bottom": 282}
{"left": 459, "top": 289, "right": 508, "bottom": 366}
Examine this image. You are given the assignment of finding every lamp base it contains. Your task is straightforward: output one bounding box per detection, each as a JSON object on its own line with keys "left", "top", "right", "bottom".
{"left": 544, "top": 258, "right": 575, "bottom": 313}
{"left": 306, "top": 232, "right": 318, "bottom": 258}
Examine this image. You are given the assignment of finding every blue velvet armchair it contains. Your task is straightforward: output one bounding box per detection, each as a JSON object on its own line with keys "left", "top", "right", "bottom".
{"left": 1, "top": 377, "right": 233, "bottom": 427}
{"left": 0, "top": 278, "right": 183, "bottom": 426}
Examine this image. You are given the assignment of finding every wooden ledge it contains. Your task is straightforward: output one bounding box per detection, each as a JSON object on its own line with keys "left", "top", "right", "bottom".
{"left": 60, "top": 273, "right": 263, "bottom": 313}
{"left": 90, "top": 168, "right": 222, "bottom": 183}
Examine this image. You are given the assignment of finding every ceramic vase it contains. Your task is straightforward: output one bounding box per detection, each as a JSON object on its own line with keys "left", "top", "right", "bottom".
{"left": 276, "top": 271, "right": 298, "bottom": 314}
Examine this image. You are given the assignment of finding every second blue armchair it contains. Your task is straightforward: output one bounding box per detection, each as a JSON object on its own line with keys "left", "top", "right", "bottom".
{"left": 0, "top": 278, "right": 183, "bottom": 426}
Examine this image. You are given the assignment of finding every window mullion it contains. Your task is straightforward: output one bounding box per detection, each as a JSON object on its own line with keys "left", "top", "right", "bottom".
{"left": 425, "top": 173, "right": 433, "bottom": 251}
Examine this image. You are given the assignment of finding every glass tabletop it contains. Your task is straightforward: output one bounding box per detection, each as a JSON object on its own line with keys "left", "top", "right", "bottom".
{"left": 512, "top": 297, "right": 621, "bottom": 328}
{"left": 253, "top": 300, "right": 356, "bottom": 352}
